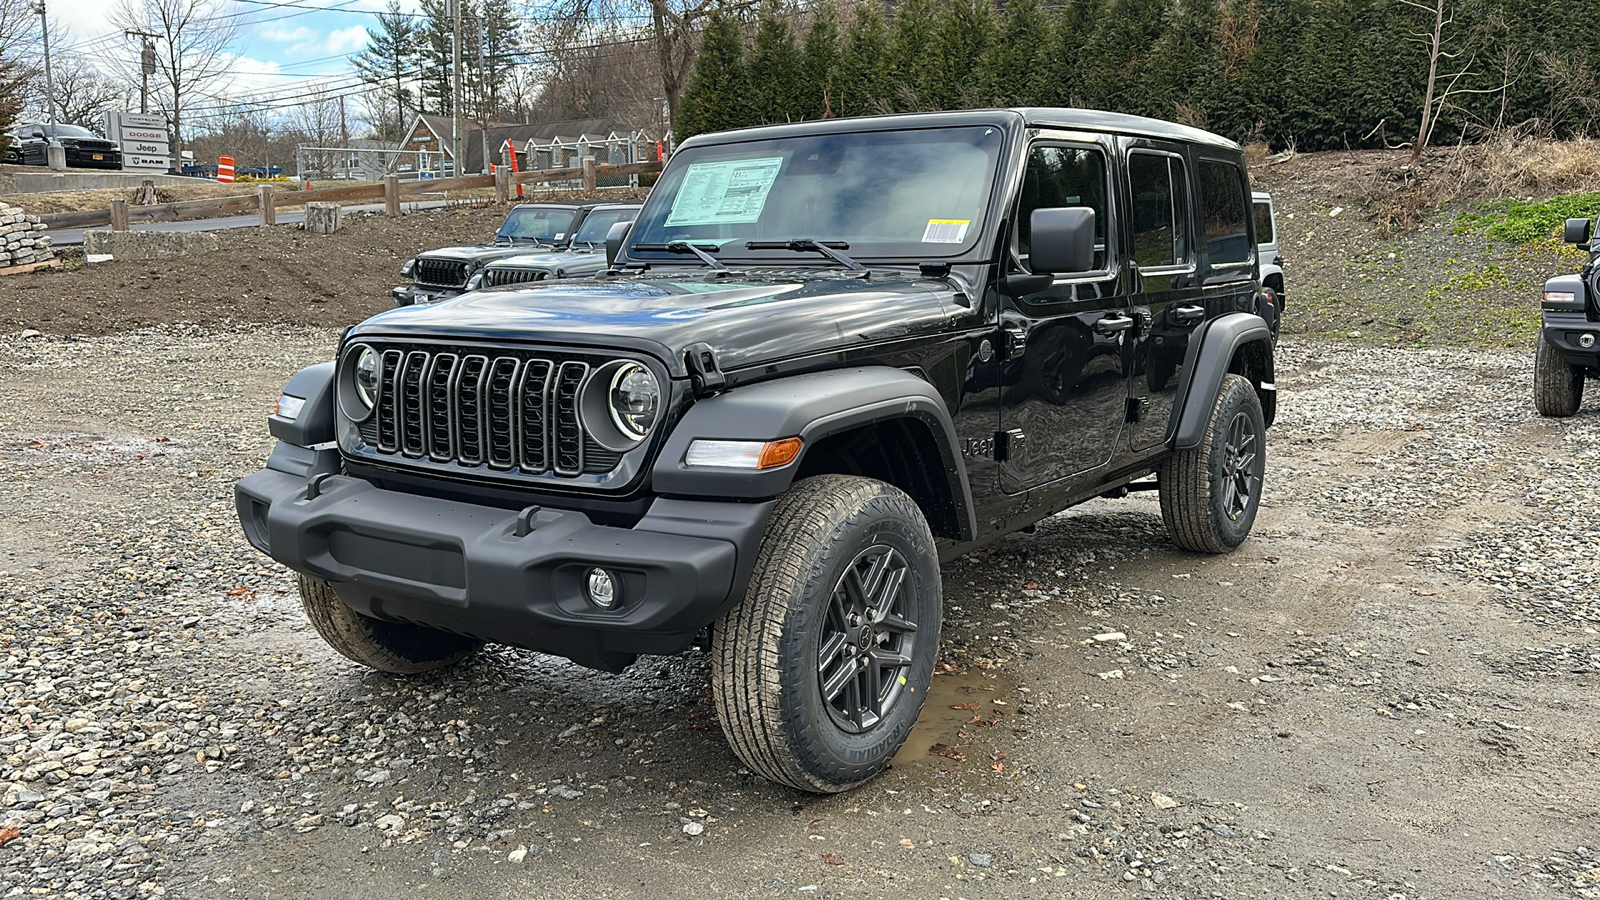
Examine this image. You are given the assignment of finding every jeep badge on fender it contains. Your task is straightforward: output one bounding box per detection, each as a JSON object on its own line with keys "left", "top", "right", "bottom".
{"left": 235, "top": 108, "right": 1278, "bottom": 793}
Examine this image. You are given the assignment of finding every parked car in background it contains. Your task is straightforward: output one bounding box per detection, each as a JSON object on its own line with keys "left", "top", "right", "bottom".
{"left": 2, "top": 123, "right": 123, "bottom": 169}
{"left": 466, "top": 203, "right": 643, "bottom": 291}
{"left": 392, "top": 202, "right": 602, "bottom": 306}
{"left": 1253, "top": 191, "right": 1284, "bottom": 340}
{"left": 1534, "top": 217, "right": 1600, "bottom": 416}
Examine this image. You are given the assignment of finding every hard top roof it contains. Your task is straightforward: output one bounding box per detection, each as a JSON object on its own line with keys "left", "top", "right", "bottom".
{"left": 679, "top": 108, "right": 1239, "bottom": 152}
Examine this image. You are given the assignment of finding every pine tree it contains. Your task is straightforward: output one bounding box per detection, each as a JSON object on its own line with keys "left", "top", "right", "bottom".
{"left": 417, "top": 0, "right": 454, "bottom": 116}
{"left": 748, "top": 1, "right": 804, "bottom": 124}
{"left": 353, "top": 0, "right": 419, "bottom": 140}
{"left": 801, "top": 6, "right": 841, "bottom": 119}
{"left": 677, "top": 7, "right": 752, "bottom": 137}
{"left": 978, "top": 0, "right": 1053, "bottom": 107}
{"left": 835, "top": 4, "right": 893, "bottom": 117}
{"left": 887, "top": 0, "right": 942, "bottom": 111}
{"left": 928, "top": 0, "right": 993, "bottom": 110}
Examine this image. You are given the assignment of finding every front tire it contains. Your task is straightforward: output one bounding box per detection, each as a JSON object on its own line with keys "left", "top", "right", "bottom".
{"left": 712, "top": 475, "right": 941, "bottom": 793}
{"left": 1158, "top": 374, "right": 1267, "bottom": 553}
{"left": 1534, "top": 332, "right": 1583, "bottom": 418}
{"left": 296, "top": 575, "right": 482, "bottom": 674}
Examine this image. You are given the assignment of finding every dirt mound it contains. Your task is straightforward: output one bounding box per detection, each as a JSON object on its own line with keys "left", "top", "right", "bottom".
{"left": 0, "top": 203, "right": 518, "bottom": 336}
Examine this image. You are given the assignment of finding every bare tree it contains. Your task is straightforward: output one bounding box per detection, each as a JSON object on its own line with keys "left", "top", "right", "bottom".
{"left": 31, "top": 53, "right": 130, "bottom": 125}
{"left": 287, "top": 83, "right": 345, "bottom": 179}
{"left": 110, "top": 0, "right": 238, "bottom": 160}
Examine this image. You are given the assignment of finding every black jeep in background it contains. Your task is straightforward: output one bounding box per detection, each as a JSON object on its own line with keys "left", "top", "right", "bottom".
{"left": 1535, "top": 217, "right": 1600, "bottom": 416}
{"left": 237, "top": 108, "right": 1277, "bottom": 793}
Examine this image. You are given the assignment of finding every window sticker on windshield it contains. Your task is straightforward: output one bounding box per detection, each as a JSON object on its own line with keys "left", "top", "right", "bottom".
{"left": 922, "top": 219, "right": 970, "bottom": 243}
{"left": 664, "top": 157, "right": 784, "bottom": 226}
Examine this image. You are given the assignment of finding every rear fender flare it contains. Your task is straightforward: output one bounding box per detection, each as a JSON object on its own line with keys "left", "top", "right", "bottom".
{"left": 1170, "top": 313, "right": 1274, "bottom": 449}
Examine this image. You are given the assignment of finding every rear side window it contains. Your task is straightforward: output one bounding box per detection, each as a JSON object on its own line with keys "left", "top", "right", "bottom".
{"left": 1016, "top": 144, "right": 1111, "bottom": 274}
{"left": 1128, "top": 152, "right": 1189, "bottom": 269}
{"left": 1253, "top": 200, "right": 1275, "bottom": 245}
{"left": 1196, "top": 159, "right": 1252, "bottom": 265}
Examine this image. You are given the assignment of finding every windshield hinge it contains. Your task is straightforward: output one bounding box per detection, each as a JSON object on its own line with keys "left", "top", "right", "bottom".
{"left": 684, "top": 342, "right": 726, "bottom": 398}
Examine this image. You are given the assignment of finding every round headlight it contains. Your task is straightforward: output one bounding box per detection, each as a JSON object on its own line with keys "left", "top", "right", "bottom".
{"left": 354, "top": 346, "right": 380, "bottom": 409}
{"left": 608, "top": 363, "right": 659, "bottom": 441}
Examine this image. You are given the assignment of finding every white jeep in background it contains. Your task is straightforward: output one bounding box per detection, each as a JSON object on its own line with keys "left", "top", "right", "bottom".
{"left": 1254, "top": 191, "right": 1284, "bottom": 339}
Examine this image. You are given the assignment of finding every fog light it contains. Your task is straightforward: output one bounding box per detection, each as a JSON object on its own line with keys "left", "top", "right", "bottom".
{"left": 1579, "top": 333, "right": 1597, "bottom": 349}
{"left": 585, "top": 568, "right": 617, "bottom": 609}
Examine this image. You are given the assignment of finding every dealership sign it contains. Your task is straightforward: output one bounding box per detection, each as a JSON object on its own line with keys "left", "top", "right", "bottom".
{"left": 104, "top": 111, "right": 172, "bottom": 173}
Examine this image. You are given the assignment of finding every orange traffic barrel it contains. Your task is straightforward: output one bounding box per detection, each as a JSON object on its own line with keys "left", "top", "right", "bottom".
{"left": 217, "top": 155, "right": 235, "bottom": 183}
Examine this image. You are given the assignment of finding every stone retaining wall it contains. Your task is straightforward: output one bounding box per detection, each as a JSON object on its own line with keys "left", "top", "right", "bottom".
{"left": 0, "top": 200, "right": 54, "bottom": 268}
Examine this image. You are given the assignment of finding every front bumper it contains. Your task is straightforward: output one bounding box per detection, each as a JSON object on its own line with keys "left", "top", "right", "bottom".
{"left": 1543, "top": 312, "right": 1600, "bottom": 370}
{"left": 392, "top": 284, "right": 465, "bottom": 307}
{"left": 236, "top": 460, "right": 772, "bottom": 671}
{"left": 64, "top": 149, "right": 122, "bottom": 169}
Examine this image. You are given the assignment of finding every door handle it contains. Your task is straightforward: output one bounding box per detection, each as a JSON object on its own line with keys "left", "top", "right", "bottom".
{"left": 1001, "top": 323, "right": 1027, "bottom": 357}
{"left": 1171, "top": 304, "right": 1206, "bottom": 326}
{"left": 1093, "top": 314, "right": 1135, "bottom": 336}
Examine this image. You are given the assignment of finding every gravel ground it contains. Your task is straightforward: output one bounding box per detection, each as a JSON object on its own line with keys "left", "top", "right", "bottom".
{"left": 2, "top": 328, "right": 1597, "bottom": 899}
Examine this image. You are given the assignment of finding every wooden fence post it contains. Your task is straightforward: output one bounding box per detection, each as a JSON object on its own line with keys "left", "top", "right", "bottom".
{"left": 384, "top": 174, "right": 400, "bottom": 216}
{"left": 258, "top": 184, "right": 276, "bottom": 226}
{"left": 306, "top": 203, "right": 343, "bottom": 234}
{"left": 582, "top": 157, "right": 597, "bottom": 194}
{"left": 494, "top": 164, "right": 509, "bottom": 203}
{"left": 109, "top": 198, "right": 129, "bottom": 232}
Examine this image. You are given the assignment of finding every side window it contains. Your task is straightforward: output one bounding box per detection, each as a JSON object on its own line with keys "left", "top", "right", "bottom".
{"left": 1198, "top": 159, "right": 1252, "bottom": 265}
{"left": 1253, "top": 199, "right": 1275, "bottom": 246}
{"left": 1128, "top": 152, "right": 1190, "bottom": 269}
{"left": 1016, "top": 144, "right": 1110, "bottom": 274}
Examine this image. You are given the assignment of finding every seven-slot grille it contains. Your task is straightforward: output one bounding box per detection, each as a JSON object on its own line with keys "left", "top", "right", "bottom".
{"left": 414, "top": 257, "right": 470, "bottom": 289}
{"left": 357, "top": 346, "right": 623, "bottom": 478}
{"left": 482, "top": 267, "right": 549, "bottom": 288}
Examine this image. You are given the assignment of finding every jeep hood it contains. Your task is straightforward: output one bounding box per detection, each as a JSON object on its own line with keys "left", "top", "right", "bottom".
{"left": 489, "top": 249, "right": 599, "bottom": 271}
{"left": 419, "top": 244, "right": 551, "bottom": 262}
{"left": 351, "top": 271, "right": 962, "bottom": 374}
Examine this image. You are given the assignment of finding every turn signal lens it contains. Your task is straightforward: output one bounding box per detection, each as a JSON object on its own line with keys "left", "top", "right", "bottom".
{"left": 276, "top": 394, "right": 305, "bottom": 420}
{"left": 685, "top": 438, "right": 804, "bottom": 469}
{"left": 1545, "top": 291, "right": 1577, "bottom": 305}
{"left": 758, "top": 437, "right": 803, "bottom": 469}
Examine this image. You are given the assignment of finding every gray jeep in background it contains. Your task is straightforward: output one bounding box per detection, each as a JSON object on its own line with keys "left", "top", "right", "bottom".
{"left": 392, "top": 202, "right": 597, "bottom": 306}
{"left": 237, "top": 108, "right": 1278, "bottom": 793}
{"left": 1535, "top": 217, "right": 1600, "bottom": 416}
{"left": 468, "top": 203, "right": 642, "bottom": 290}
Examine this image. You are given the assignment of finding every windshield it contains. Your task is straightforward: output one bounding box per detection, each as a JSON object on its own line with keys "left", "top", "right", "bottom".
{"left": 497, "top": 207, "right": 578, "bottom": 243}
{"left": 49, "top": 124, "right": 98, "bottom": 138}
{"left": 628, "top": 126, "right": 1005, "bottom": 263}
{"left": 571, "top": 207, "right": 639, "bottom": 245}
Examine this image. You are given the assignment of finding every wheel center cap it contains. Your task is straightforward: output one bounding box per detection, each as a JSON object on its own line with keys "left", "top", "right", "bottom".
{"left": 854, "top": 627, "right": 874, "bottom": 650}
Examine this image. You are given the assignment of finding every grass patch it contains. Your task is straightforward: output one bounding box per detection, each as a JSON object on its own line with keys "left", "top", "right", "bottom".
{"left": 1456, "top": 191, "right": 1600, "bottom": 244}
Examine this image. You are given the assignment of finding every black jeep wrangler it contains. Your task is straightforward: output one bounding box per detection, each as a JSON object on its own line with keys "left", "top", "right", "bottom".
{"left": 236, "top": 109, "right": 1277, "bottom": 793}
{"left": 392, "top": 202, "right": 600, "bottom": 307}
{"left": 1535, "top": 217, "right": 1600, "bottom": 417}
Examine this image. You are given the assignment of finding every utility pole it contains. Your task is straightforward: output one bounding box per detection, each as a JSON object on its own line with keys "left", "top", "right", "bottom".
{"left": 126, "top": 30, "right": 159, "bottom": 114}
{"left": 34, "top": 1, "right": 56, "bottom": 126}
{"left": 450, "top": 0, "right": 462, "bottom": 175}
{"left": 476, "top": 11, "right": 489, "bottom": 175}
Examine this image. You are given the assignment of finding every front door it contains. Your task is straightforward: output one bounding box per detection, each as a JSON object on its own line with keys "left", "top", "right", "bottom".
{"left": 999, "top": 139, "right": 1130, "bottom": 494}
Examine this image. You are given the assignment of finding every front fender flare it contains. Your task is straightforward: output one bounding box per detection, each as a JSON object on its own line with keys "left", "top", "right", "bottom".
{"left": 267, "top": 362, "right": 336, "bottom": 448}
{"left": 1171, "top": 313, "right": 1274, "bottom": 450}
{"left": 653, "top": 366, "right": 976, "bottom": 541}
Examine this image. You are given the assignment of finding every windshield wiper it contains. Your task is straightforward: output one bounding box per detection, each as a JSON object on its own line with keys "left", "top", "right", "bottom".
{"left": 744, "top": 239, "right": 864, "bottom": 271}
{"left": 632, "top": 241, "right": 727, "bottom": 270}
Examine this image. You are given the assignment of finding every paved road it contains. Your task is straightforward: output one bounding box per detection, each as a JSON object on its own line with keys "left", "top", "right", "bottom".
{"left": 48, "top": 199, "right": 450, "bottom": 246}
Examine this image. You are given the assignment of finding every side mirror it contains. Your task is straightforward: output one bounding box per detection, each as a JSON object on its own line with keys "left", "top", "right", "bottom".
{"left": 28, "top": 129, "right": 44, "bottom": 139}
{"left": 1563, "top": 217, "right": 1592, "bottom": 246}
{"left": 1029, "top": 207, "right": 1096, "bottom": 275}
{"left": 604, "top": 221, "right": 632, "bottom": 269}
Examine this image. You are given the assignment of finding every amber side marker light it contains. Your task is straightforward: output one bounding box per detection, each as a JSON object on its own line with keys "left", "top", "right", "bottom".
{"left": 684, "top": 437, "right": 804, "bottom": 469}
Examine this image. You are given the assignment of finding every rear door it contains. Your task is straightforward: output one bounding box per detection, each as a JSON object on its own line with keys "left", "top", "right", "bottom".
{"left": 1121, "top": 142, "right": 1204, "bottom": 451}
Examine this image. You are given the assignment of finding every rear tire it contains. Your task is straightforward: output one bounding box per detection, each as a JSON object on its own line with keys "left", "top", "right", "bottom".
{"left": 296, "top": 575, "right": 482, "bottom": 674}
{"left": 712, "top": 475, "right": 941, "bottom": 793}
{"left": 1158, "top": 374, "right": 1266, "bottom": 553}
{"left": 1534, "top": 332, "right": 1583, "bottom": 418}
